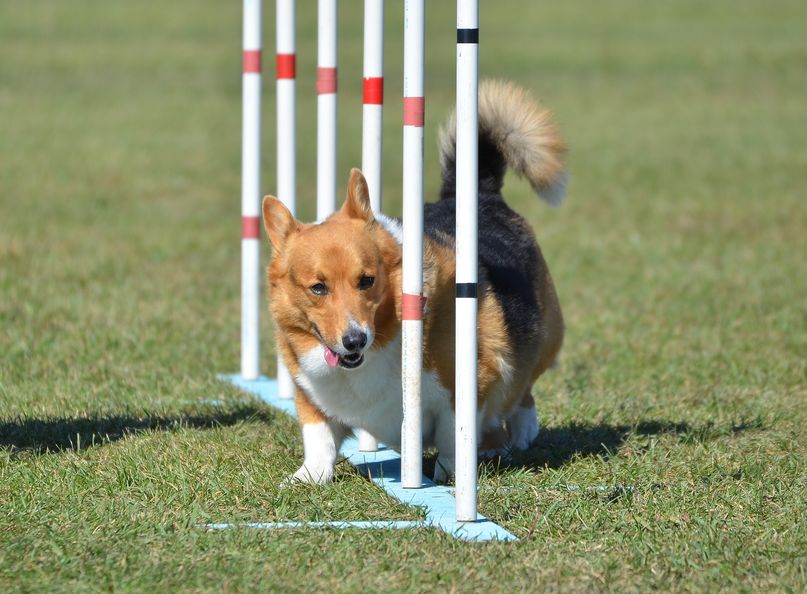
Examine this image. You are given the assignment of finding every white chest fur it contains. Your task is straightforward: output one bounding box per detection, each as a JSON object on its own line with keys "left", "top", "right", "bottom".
{"left": 296, "top": 333, "right": 452, "bottom": 448}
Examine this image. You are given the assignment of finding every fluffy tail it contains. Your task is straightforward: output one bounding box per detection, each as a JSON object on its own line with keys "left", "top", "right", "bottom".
{"left": 439, "top": 79, "right": 568, "bottom": 205}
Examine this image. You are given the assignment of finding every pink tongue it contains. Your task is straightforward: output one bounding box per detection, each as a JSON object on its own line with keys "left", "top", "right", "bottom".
{"left": 323, "top": 346, "right": 340, "bottom": 368}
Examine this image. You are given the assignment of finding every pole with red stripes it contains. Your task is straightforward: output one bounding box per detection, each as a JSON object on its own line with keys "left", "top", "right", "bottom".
{"left": 241, "top": 0, "right": 262, "bottom": 381}
{"left": 357, "top": 0, "right": 385, "bottom": 453}
{"left": 275, "top": 0, "right": 296, "bottom": 399}
{"left": 317, "top": 0, "right": 338, "bottom": 220}
{"left": 401, "top": 0, "right": 425, "bottom": 489}
{"left": 362, "top": 0, "right": 384, "bottom": 214}
{"left": 454, "top": 0, "right": 480, "bottom": 522}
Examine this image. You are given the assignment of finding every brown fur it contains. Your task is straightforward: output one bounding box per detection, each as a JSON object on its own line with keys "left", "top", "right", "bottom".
{"left": 264, "top": 172, "right": 404, "bottom": 428}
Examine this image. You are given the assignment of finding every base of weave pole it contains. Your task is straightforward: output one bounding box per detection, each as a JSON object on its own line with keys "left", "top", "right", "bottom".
{"left": 213, "top": 374, "right": 517, "bottom": 542}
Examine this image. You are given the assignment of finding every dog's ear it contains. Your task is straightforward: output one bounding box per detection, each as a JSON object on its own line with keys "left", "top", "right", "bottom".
{"left": 262, "top": 196, "right": 300, "bottom": 251}
{"left": 340, "top": 168, "right": 375, "bottom": 224}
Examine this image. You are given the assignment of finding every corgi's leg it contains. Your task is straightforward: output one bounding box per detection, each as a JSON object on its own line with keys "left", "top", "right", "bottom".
{"left": 285, "top": 388, "right": 348, "bottom": 485}
{"left": 479, "top": 424, "right": 509, "bottom": 459}
{"left": 506, "top": 391, "right": 540, "bottom": 451}
{"left": 432, "top": 410, "right": 456, "bottom": 484}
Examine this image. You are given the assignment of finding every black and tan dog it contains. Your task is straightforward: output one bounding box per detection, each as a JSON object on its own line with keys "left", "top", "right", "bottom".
{"left": 262, "top": 80, "right": 567, "bottom": 483}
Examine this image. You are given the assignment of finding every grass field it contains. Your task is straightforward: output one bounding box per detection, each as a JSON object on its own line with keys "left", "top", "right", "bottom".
{"left": 1, "top": 0, "right": 805, "bottom": 591}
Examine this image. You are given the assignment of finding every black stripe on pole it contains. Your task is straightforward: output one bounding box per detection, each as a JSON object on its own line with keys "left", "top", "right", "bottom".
{"left": 456, "top": 283, "right": 478, "bottom": 298}
{"left": 456, "top": 28, "right": 479, "bottom": 44}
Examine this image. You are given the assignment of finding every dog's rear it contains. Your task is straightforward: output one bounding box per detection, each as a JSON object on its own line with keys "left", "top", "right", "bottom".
{"left": 422, "top": 80, "right": 567, "bottom": 476}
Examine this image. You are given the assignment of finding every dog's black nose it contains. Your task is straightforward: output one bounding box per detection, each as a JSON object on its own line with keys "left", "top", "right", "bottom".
{"left": 342, "top": 329, "right": 367, "bottom": 353}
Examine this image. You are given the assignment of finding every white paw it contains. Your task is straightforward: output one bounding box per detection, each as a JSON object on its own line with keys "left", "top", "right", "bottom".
{"left": 281, "top": 463, "right": 334, "bottom": 487}
{"left": 507, "top": 406, "right": 540, "bottom": 451}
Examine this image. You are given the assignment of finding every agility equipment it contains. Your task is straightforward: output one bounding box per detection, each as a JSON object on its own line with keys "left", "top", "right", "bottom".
{"left": 240, "top": 0, "right": 262, "bottom": 382}
{"left": 357, "top": 0, "right": 385, "bottom": 452}
{"left": 454, "top": 0, "right": 480, "bottom": 523}
{"left": 275, "top": 0, "right": 296, "bottom": 399}
{"left": 400, "top": 0, "right": 425, "bottom": 490}
{"left": 316, "top": 0, "right": 338, "bottom": 220}
{"left": 224, "top": 0, "right": 512, "bottom": 540}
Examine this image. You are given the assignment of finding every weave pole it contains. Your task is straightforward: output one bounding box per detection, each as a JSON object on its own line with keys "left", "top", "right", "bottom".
{"left": 454, "top": 0, "right": 480, "bottom": 521}
{"left": 240, "top": 0, "right": 262, "bottom": 381}
{"left": 362, "top": 0, "right": 384, "bottom": 214}
{"left": 400, "top": 0, "right": 425, "bottom": 489}
{"left": 317, "top": 0, "right": 338, "bottom": 220}
{"left": 275, "top": 0, "right": 296, "bottom": 399}
{"left": 358, "top": 0, "right": 385, "bottom": 452}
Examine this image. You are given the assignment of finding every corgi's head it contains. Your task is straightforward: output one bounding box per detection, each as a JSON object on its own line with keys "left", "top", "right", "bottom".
{"left": 263, "top": 169, "right": 402, "bottom": 371}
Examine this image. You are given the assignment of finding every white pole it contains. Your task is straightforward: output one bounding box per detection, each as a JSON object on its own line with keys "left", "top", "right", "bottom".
{"left": 275, "top": 0, "right": 296, "bottom": 398}
{"left": 357, "top": 0, "right": 385, "bottom": 453}
{"left": 454, "top": 0, "right": 479, "bottom": 521}
{"left": 401, "top": 0, "right": 425, "bottom": 489}
{"left": 241, "top": 0, "right": 262, "bottom": 381}
{"left": 362, "top": 0, "right": 384, "bottom": 214}
{"left": 317, "top": 0, "right": 338, "bottom": 220}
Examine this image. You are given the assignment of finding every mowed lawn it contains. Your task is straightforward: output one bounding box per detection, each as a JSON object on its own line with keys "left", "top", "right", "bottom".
{"left": 1, "top": 0, "right": 805, "bottom": 591}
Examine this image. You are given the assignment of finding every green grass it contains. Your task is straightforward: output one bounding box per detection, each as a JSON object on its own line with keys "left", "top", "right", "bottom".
{"left": 1, "top": 0, "right": 805, "bottom": 591}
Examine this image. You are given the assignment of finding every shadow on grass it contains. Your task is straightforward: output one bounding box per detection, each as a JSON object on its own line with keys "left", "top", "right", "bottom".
{"left": 512, "top": 417, "right": 765, "bottom": 471}
{"left": 0, "top": 404, "right": 276, "bottom": 457}
{"left": 516, "top": 420, "right": 688, "bottom": 470}
{"left": 421, "top": 417, "right": 765, "bottom": 477}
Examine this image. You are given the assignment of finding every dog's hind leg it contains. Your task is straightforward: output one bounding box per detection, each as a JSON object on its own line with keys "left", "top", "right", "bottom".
{"left": 479, "top": 424, "right": 509, "bottom": 460}
{"left": 432, "top": 410, "right": 456, "bottom": 484}
{"left": 505, "top": 391, "right": 540, "bottom": 451}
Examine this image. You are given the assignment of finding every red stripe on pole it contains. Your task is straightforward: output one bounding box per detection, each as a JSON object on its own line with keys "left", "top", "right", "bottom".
{"left": 243, "top": 50, "right": 262, "bottom": 74}
{"left": 276, "top": 54, "right": 296, "bottom": 79}
{"left": 317, "top": 67, "right": 337, "bottom": 94}
{"left": 403, "top": 97, "right": 425, "bottom": 127}
{"left": 363, "top": 77, "right": 384, "bottom": 105}
{"left": 242, "top": 216, "right": 261, "bottom": 239}
{"left": 401, "top": 293, "right": 427, "bottom": 321}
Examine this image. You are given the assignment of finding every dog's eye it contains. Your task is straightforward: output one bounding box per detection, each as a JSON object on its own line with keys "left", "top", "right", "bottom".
{"left": 310, "top": 282, "right": 328, "bottom": 296}
{"left": 358, "top": 275, "right": 375, "bottom": 290}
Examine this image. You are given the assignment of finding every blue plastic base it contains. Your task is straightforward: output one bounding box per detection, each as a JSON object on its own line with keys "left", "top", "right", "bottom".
{"left": 212, "top": 374, "right": 517, "bottom": 542}
{"left": 205, "top": 520, "right": 427, "bottom": 531}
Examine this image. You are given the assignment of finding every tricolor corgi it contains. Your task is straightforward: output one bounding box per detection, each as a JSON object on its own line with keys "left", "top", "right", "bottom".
{"left": 262, "top": 80, "right": 567, "bottom": 484}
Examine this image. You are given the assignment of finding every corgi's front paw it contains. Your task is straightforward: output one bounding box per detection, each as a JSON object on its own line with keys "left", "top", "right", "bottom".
{"left": 281, "top": 463, "right": 334, "bottom": 487}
